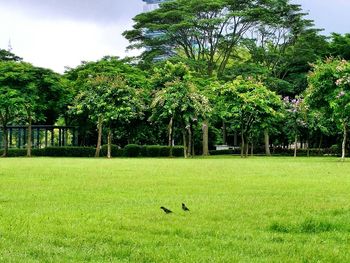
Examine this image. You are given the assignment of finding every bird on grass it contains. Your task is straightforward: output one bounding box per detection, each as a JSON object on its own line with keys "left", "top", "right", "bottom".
{"left": 160, "top": 206, "right": 173, "bottom": 214}
{"left": 182, "top": 203, "right": 190, "bottom": 212}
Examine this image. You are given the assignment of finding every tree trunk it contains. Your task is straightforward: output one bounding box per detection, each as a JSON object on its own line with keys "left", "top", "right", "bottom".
{"left": 202, "top": 120, "right": 209, "bottom": 156}
{"left": 168, "top": 117, "right": 173, "bottom": 157}
{"left": 306, "top": 135, "right": 310, "bottom": 157}
{"left": 318, "top": 134, "right": 323, "bottom": 155}
{"left": 187, "top": 125, "right": 192, "bottom": 158}
{"left": 240, "top": 131, "right": 244, "bottom": 158}
{"left": 294, "top": 134, "right": 297, "bottom": 158}
{"left": 245, "top": 138, "right": 249, "bottom": 158}
{"left": 341, "top": 122, "right": 347, "bottom": 160}
{"left": 183, "top": 130, "right": 188, "bottom": 158}
{"left": 1, "top": 126, "right": 8, "bottom": 157}
{"left": 251, "top": 142, "right": 254, "bottom": 157}
{"left": 234, "top": 131, "right": 238, "bottom": 146}
{"left": 222, "top": 120, "right": 227, "bottom": 145}
{"left": 191, "top": 126, "right": 195, "bottom": 157}
{"left": 264, "top": 129, "right": 271, "bottom": 156}
{"left": 107, "top": 128, "right": 112, "bottom": 159}
{"left": 95, "top": 116, "right": 103, "bottom": 158}
{"left": 27, "top": 114, "right": 32, "bottom": 157}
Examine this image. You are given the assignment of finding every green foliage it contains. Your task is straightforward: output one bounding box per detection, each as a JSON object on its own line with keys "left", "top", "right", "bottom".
{"left": 306, "top": 58, "right": 350, "bottom": 158}
{"left": 209, "top": 148, "right": 339, "bottom": 157}
{"left": 209, "top": 149, "right": 236, "bottom": 155}
{"left": 171, "top": 146, "right": 185, "bottom": 157}
{"left": 214, "top": 76, "right": 283, "bottom": 156}
{"left": 100, "top": 144, "right": 124, "bottom": 157}
{"left": 329, "top": 33, "right": 350, "bottom": 60}
{"left": 124, "top": 144, "right": 142, "bottom": 157}
{"left": 43, "top": 147, "right": 96, "bottom": 157}
{"left": 124, "top": 0, "right": 308, "bottom": 77}
{"left": 0, "top": 49, "right": 22, "bottom": 61}
{"left": 145, "top": 145, "right": 162, "bottom": 157}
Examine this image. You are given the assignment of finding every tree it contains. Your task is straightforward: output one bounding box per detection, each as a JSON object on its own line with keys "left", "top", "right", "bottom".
{"left": 328, "top": 33, "right": 350, "bottom": 60}
{"left": 0, "top": 61, "right": 44, "bottom": 157}
{"left": 151, "top": 72, "right": 211, "bottom": 158}
{"left": 215, "top": 77, "right": 282, "bottom": 157}
{"left": 306, "top": 58, "right": 350, "bottom": 160}
{"left": 66, "top": 57, "right": 149, "bottom": 147}
{"left": 71, "top": 74, "right": 142, "bottom": 158}
{"left": 282, "top": 96, "right": 308, "bottom": 157}
{"left": 0, "top": 87, "right": 24, "bottom": 157}
{"left": 125, "top": 0, "right": 308, "bottom": 155}
{"left": 124, "top": 0, "right": 308, "bottom": 77}
{"left": 0, "top": 49, "right": 22, "bottom": 62}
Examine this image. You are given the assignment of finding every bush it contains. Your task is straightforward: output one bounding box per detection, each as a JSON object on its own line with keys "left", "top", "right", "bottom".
{"left": 160, "top": 146, "right": 171, "bottom": 157}
{"left": 124, "top": 144, "right": 141, "bottom": 157}
{"left": 139, "top": 145, "right": 183, "bottom": 157}
{"left": 44, "top": 147, "right": 96, "bottom": 157}
{"left": 0, "top": 149, "right": 27, "bottom": 157}
{"left": 146, "top": 145, "right": 161, "bottom": 157}
{"left": 209, "top": 149, "right": 235, "bottom": 155}
{"left": 100, "top": 144, "right": 124, "bottom": 157}
{"left": 172, "top": 146, "right": 184, "bottom": 157}
{"left": 140, "top": 146, "right": 148, "bottom": 157}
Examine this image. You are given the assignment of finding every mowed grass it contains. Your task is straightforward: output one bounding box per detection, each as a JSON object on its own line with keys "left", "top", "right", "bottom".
{"left": 0, "top": 157, "right": 350, "bottom": 262}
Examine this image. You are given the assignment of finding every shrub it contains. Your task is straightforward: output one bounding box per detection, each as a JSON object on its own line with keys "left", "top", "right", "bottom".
{"left": 139, "top": 145, "right": 183, "bottom": 157}
{"left": 124, "top": 144, "right": 141, "bottom": 157}
{"left": 160, "top": 146, "right": 171, "bottom": 157}
{"left": 140, "top": 146, "right": 148, "bottom": 157}
{"left": 0, "top": 149, "right": 27, "bottom": 157}
{"left": 172, "top": 146, "right": 184, "bottom": 157}
{"left": 146, "top": 145, "right": 161, "bottom": 157}
{"left": 44, "top": 147, "right": 96, "bottom": 157}
{"left": 329, "top": 144, "right": 340, "bottom": 155}
{"left": 209, "top": 149, "right": 235, "bottom": 155}
{"left": 100, "top": 144, "right": 124, "bottom": 157}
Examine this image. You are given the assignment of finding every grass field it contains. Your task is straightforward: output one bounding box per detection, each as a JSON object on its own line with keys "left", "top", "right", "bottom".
{"left": 0, "top": 157, "right": 350, "bottom": 262}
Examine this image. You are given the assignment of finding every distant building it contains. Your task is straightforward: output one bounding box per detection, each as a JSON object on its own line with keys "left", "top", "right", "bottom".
{"left": 142, "top": 0, "right": 173, "bottom": 61}
{"left": 142, "top": 0, "right": 166, "bottom": 12}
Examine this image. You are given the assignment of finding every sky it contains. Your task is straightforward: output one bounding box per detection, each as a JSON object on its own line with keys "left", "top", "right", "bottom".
{"left": 0, "top": 0, "right": 349, "bottom": 73}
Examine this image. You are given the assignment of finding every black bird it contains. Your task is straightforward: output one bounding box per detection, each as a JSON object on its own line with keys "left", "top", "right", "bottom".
{"left": 160, "top": 206, "right": 173, "bottom": 214}
{"left": 182, "top": 203, "right": 190, "bottom": 212}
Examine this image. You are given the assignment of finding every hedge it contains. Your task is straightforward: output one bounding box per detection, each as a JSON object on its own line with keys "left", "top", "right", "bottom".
{"left": 209, "top": 147, "right": 341, "bottom": 156}
{"left": 0, "top": 146, "right": 342, "bottom": 158}
{"left": 0, "top": 147, "right": 95, "bottom": 157}
{"left": 124, "top": 144, "right": 142, "bottom": 157}
{"left": 100, "top": 144, "right": 124, "bottom": 157}
{"left": 44, "top": 147, "right": 96, "bottom": 157}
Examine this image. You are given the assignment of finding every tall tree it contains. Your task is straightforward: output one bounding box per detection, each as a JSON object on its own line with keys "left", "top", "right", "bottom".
{"left": 306, "top": 58, "right": 350, "bottom": 160}
{"left": 124, "top": 0, "right": 308, "bottom": 77}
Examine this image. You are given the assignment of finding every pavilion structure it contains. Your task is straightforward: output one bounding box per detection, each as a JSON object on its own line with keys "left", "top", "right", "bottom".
{"left": 0, "top": 125, "right": 78, "bottom": 149}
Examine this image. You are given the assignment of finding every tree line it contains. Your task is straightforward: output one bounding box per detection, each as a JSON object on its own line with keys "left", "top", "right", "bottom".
{"left": 1, "top": 0, "right": 350, "bottom": 159}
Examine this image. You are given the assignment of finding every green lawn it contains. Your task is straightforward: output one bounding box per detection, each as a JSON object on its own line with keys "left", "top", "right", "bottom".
{"left": 0, "top": 157, "right": 349, "bottom": 262}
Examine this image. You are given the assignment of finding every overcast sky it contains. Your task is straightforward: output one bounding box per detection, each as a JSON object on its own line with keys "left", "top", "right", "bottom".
{"left": 0, "top": 0, "right": 349, "bottom": 73}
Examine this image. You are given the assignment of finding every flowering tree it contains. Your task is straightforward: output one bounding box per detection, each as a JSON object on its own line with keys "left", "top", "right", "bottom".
{"left": 306, "top": 58, "right": 350, "bottom": 160}
{"left": 283, "top": 96, "right": 308, "bottom": 157}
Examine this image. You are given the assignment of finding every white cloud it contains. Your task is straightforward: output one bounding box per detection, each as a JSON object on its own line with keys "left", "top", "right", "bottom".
{"left": 0, "top": 3, "right": 140, "bottom": 73}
